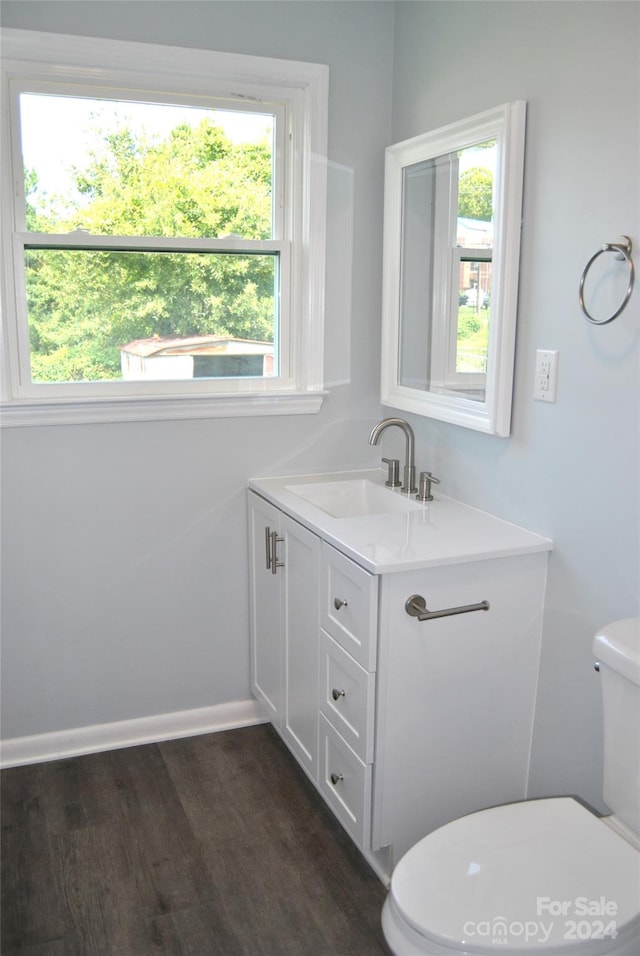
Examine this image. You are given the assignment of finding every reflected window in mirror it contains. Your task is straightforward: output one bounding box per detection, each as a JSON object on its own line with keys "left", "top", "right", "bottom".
{"left": 382, "top": 103, "right": 526, "bottom": 436}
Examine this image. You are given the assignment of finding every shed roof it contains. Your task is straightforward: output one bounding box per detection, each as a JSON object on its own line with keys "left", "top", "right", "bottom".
{"left": 120, "top": 335, "right": 273, "bottom": 357}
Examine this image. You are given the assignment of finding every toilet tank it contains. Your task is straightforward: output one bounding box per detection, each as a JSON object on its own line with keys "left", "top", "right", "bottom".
{"left": 593, "top": 617, "right": 640, "bottom": 836}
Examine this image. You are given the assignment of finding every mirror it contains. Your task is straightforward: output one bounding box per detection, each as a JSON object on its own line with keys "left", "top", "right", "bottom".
{"left": 380, "top": 102, "right": 526, "bottom": 436}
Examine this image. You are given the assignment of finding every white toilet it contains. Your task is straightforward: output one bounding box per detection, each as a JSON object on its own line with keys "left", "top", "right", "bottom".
{"left": 382, "top": 618, "right": 640, "bottom": 955}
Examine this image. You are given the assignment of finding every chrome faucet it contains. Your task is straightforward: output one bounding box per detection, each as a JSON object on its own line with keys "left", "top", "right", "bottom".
{"left": 369, "top": 417, "right": 418, "bottom": 493}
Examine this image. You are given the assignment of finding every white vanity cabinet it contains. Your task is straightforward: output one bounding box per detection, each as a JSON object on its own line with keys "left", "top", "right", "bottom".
{"left": 248, "top": 491, "right": 320, "bottom": 782}
{"left": 248, "top": 472, "right": 552, "bottom": 880}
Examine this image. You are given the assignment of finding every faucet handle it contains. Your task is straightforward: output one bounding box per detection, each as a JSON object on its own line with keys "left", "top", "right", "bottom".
{"left": 416, "top": 471, "right": 440, "bottom": 502}
{"left": 381, "top": 457, "right": 402, "bottom": 487}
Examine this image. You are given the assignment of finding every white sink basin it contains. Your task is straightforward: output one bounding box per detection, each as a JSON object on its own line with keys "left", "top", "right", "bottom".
{"left": 285, "top": 478, "right": 422, "bottom": 519}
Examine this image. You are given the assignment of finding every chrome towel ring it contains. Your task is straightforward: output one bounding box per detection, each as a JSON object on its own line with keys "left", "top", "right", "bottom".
{"left": 579, "top": 235, "right": 635, "bottom": 325}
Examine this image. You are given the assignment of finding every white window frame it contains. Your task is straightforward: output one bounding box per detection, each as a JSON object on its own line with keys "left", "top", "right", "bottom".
{"left": 0, "top": 29, "right": 329, "bottom": 426}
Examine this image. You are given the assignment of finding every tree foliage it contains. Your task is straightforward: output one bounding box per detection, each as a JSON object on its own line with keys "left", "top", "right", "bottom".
{"left": 25, "top": 116, "right": 275, "bottom": 382}
{"left": 458, "top": 166, "right": 493, "bottom": 221}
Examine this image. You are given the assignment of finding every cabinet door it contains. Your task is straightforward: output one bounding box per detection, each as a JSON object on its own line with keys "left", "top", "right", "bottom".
{"left": 372, "top": 552, "right": 548, "bottom": 860}
{"left": 282, "top": 514, "right": 321, "bottom": 780}
{"left": 248, "top": 492, "right": 283, "bottom": 726}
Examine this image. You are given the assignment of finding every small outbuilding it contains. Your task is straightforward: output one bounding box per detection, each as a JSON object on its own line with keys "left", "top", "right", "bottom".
{"left": 120, "top": 335, "right": 275, "bottom": 380}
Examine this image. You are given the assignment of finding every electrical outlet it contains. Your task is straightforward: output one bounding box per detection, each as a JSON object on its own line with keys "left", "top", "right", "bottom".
{"left": 534, "top": 350, "right": 559, "bottom": 402}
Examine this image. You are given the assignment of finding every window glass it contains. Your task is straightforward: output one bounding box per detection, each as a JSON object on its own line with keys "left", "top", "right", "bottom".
{"left": 20, "top": 93, "right": 279, "bottom": 385}
{"left": 20, "top": 94, "right": 275, "bottom": 240}
{"left": 455, "top": 140, "right": 495, "bottom": 380}
{"left": 25, "top": 250, "right": 278, "bottom": 383}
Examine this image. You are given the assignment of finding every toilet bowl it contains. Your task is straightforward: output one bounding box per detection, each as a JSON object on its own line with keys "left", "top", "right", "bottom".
{"left": 382, "top": 618, "right": 640, "bottom": 956}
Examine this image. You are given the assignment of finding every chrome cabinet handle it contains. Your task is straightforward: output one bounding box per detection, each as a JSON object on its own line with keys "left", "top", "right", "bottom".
{"left": 331, "top": 688, "right": 346, "bottom": 701}
{"left": 330, "top": 772, "right": 343, "bottom": 786}
{"left": 405, "top": 593, "right": 489, "bottom": 622}
{"left": 265, "top": 526, "right": 284, "bottom": 574}
{"left": 265, "top": 526, "right": 272, "bottom": 570}
{"left": 333, "top": 597, "right": 348, "bottom": 610}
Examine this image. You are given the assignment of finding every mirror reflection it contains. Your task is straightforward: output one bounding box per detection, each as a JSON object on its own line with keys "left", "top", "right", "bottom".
{"left": 381, "top": 102, "right": 526, "bottom": 436}
{"left": 398, "top": 140, "right": 496, "bottom": 402}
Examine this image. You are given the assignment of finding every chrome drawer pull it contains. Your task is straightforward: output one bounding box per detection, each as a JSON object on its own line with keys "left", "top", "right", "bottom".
{"left": 334, "top": 597, "right": 348, "bottom": 610}
{"left": 331, "top": 688, "right": 346, "bottom": 701}
{"left": 330, "top": 772, "right": 343, "bottom": 786}
{"left": 405, "top": 593, "right": 490, "bottom": 622}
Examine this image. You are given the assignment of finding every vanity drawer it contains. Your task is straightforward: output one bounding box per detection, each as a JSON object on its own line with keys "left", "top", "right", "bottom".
{"left": 321, "top": 543, "right": 378, "bottom": 670}
{"left": 319, "top": 630, "right": 375, "bottom": 763}
{"left": 318, "top": 714, "right": 372, "bottom": 849}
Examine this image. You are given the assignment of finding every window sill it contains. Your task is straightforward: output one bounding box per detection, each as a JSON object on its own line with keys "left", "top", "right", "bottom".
{"left": 1, "top": 391, "right": 327, "bottom": 427}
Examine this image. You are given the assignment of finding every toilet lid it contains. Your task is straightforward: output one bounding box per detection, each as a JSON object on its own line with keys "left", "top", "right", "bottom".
{"left": 391, "top": 798, "right": 640, "bottom": 954}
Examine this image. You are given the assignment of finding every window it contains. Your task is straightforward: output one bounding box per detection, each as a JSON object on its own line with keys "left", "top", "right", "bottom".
{"left": 451, "top": 140, "right": 494, "bottom": 384}
{"left": 1, "top": 30, "right": 328, "bottom": 425}
{"left": 429, "top": 139, "right": 496, "bottom": 399}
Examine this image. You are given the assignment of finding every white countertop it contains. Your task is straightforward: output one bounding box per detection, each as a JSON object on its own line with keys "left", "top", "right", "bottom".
{"left": 248, "top": 470, "right": 553, "bottom": 574}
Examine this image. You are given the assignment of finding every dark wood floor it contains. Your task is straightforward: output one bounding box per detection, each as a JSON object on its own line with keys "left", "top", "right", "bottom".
{"left": 1, "top": 723, "right": 389, "bottom": 955}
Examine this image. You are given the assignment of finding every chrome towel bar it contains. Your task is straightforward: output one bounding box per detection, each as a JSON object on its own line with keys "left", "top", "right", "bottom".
{"left": 405, "top": 593, "right": 490, "bottom": 622}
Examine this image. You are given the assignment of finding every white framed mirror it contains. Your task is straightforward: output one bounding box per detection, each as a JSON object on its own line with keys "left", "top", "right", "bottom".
{"left": 380, "top": 102, "right": 526, "bottom": 436}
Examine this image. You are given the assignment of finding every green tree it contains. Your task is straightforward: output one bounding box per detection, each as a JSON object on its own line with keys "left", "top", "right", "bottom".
{"left": 26, "top": 117, "right": 275, "bottom": 382}
{"left": 458, "top": 166, "right": 493, "bottom": 221}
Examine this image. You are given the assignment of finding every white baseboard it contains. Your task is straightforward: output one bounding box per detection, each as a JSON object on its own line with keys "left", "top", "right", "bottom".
{"left": 0, "top": 698, "right": 268, "bottom": 768}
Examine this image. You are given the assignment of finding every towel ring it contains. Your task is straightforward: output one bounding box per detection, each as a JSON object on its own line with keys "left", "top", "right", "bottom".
{"left": 579, "top": 236, "right": 634, "bottom": 325}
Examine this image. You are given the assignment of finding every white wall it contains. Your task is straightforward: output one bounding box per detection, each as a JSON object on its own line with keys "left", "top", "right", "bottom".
{"left": 0, "top": 0, "right": 394, "bottom": 738}
{"left": 390, "top": 1, "right": 639, "bottom": 811}
{"left": 1, "top": 1, "right": 638, "bottom": 817}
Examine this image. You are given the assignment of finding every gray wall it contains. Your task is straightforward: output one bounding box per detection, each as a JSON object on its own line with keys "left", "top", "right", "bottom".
{"left": 2, "top": 1, "right": 639, "bottom": 816}
{"left": 391, "top": 1, "right": 639, "bottom": 811}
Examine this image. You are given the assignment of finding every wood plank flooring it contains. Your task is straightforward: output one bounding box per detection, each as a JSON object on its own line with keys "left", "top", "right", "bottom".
{"left": 1, "top": 723, "right": 389, "bottom": 955}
